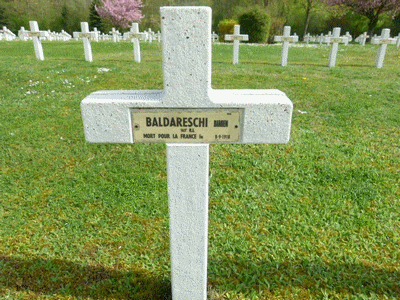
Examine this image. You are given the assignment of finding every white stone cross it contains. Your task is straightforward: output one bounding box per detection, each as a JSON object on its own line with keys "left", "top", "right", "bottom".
{"left": 344, "top": 31, "right": 352, "bottom": 45}
{"left": 274, "top": 26, "right": 298, "bottom": 67}
{"left": 2, "top": 26, "right": 16, "bottom": 41}
{"left": 127, "top": 23, "right": 147, "bottom": 63}
{"left": 147, "top": 28, "right": 154, "bottom": 42}
{"left": 324, "top": 31, "right": 332, "bottom": 45}
{"left": 18, "top": 26, "right": 29, "bottom": 41}
{"left": 60, "top": 30, "right": 71, "bottom": 41}
{"left": 110, "top": 28, "right": 119, "bottom": 42}
{"left": 359, "top": 32, "right": 369, "bottom": 46}
{"left": 75, "top": 22, "right": 93, "bottom": 62}
{"left": 396, "top": 33, "right": 400, "bottom": 48}
{"left": 328, "top": 27, "right": 347, "bottom": 68}
{"left": 92, "top": 27, "right": 99, "bottom": 42}
{"left": 304, "top": 33, "right": 311, "bottom": 44}
{"left": 212, "top": 31, "right": 219, "bottom": 42}
{"left": 375, "top": 28, "right": 393, "bottom": 69}
{"left": 28, "top": 21, "right": 45, "bottom": 60}
{"left": 81, "top": 6, "right": 292, "bottom": 300}
{"left": 225, "top": 25, "right": 248, "bottom": 64}
{"left": 318, "top": 33, "right": 324, "bottom": 45}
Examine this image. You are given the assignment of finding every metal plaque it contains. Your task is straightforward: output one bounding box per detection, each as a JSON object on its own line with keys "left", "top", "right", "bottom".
{"left": 330, "top": 38, "right": 345, "bottom": 43}
{"left": 379, "top": 39, "right": 393, "bottom": 44}
{"left": 28, "top": 32, "right": 41, "bottom": 37}
{"left": 281, "top": 37, "right": 294, "bottom": 42}
{"left": 79, "top": 33, "right": 91, "bottom": 39}
{"left": 226, "top": 35, "right": 248, "bottom": 41}
{"left": 131, "top": 109, "right": 242, "bottom": 143}
{"left": 128, "top": 33, "right": 144, "bottom": 39}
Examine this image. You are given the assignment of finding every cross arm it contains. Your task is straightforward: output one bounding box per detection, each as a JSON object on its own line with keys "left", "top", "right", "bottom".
{"left": 81, "top": 90, "right": 164, "bottom": 143}
{"left": 209, "top": 89, "right": 292, "bottom": 144}
{"left": 81, "top": 89, "right": 293, "bottom": 145}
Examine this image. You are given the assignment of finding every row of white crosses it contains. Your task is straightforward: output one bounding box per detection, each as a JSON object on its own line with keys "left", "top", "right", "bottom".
{"left": 276, "top": 26, "right": 396, "bottom": 68}
{"left": 28, "top": 21, "right": 147, "bottom": 63}
{"left": 18, "top": 25, "right": 70, "bottom": 42}
{"left": 81, "top": 6, "right": 293, "bottom": 300}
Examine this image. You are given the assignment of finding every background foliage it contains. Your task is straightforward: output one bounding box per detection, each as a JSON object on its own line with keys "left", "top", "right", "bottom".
{"left": 0, "top": 0, "right": 399, "bottom": 38}
{"left": 237, "top": 5, "right": 271, "bottom": 43}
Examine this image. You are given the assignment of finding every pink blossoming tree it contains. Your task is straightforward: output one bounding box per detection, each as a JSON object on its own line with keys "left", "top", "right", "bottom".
{"left": 324, "top": 0, "right": 400, "bottom": 33}
{"left": 96, "top": 0, "right": 144, "bottom": 29}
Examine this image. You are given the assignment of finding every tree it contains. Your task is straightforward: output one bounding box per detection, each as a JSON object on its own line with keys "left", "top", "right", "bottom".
{"left": 324, "top": 0, "right": 400, "bottom": 34}
{"left": 96, "top": 0, "right": 144, "bottom": 30}
{"left": 89, "top": 0, "right": 104, "bottom": 32}
{"left": 238, "top": 6, "right": 271, "bottom": 43}
{"left": 302, "top": 0, "right": 321, "bottom": 38}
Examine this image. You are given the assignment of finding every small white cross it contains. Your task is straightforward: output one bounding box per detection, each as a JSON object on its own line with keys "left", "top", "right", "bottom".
{"left": 375, "top": 28, "right": 394, "bottom": 68}
{"left": 304, "top": 33, "right": 311, "bottom": 44}
{"left": 127, "top": 23, "right": 147, "bottom": 63}
{"left": 225, "top": 24, "right": 248, "bottom": 64}
{"left": 328, "top": 27, "right": 348, "bottom": 68}
{"left": 110, "top": 28, "right": 120, "bottom": 42}
{"left": 28, "top": 21, "right": 46, "bottom": 60}
{"left": 81, "top": 7, "right": 292, "bottom": 300}
{"left": 274, "top": 26, "right": 298, "bottom": 67}
{"left": 344, "top": 31, "right": 352, "bottom": 45}
{"left": 75, "top": 22, "right": 93, "bottom": 62}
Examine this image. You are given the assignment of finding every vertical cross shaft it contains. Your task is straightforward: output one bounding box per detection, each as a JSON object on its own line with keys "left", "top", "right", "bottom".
{"left": 80, "top": 22, "right": 93, "bottom": 62}
{"left": 162, "top": 7, "right": 211, "bottom": 299}
{"left": 167, "top": 144, "right": 209, "bottom": 300}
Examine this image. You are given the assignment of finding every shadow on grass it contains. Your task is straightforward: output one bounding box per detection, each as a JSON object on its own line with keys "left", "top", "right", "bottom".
{"left": 0, "top": 255, "right": 171, "bottom": 299}
{"left": 209, "top": 257, "right": 400, "bottom": 297}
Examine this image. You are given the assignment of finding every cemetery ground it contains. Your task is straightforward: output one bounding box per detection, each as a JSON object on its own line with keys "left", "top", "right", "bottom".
{"left": 0, "top": 40, "right": 399, "bottom": 300}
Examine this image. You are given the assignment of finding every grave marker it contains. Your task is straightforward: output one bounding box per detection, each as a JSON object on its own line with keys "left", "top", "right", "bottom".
{"left": 304, "top": 33, "right": 311, "bottom": 44}
{"left": 60, "top": 30, "right": 71, "bottom": 41}
{"left": 18, "top": 26, "right": 29, "bottom": 41}
{"left": 81, "top": 6, "right": 293, "bottom": 300}
{"left": 92, "top": 27, "right": 99, "bottom": 42}
{"left": 127, "top": 23, "right": 147, "bottom": 63}
{"left": 344, "top": 31, "right": 352, "bottom": 45}
{"left": 110, "top": 28, "right": 119, "bottom": 42}
{"left": 212, "top": 31, "right": 219, "bottom": 42}
{"left": 28, "top": 21, "right": 45, "bottom": 60}
{"left": 328, "top": 27, "right": 347, "bottom": 68}
{"left": 375, "top": 28, "right": 393, "bottom": 69}
{"left": 2, "top": 26, "right": 16, "bottom": 41}
{"left": 324, "top": 31, "right": 332, "bottom": 45}
{"left": 274, "top": 26, "right": 298, "bottom": 67}
{"left": 225, "top": 25, "right": 248, "bottom": 64}
{"left": 75, "top": 22, "right": 93, "bottom": 62}
{"left": 359, "top": 32, "right": 369, "bottom": 45}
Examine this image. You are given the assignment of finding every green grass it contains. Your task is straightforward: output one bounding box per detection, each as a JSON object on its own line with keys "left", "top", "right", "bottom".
{"left": 1, "top": 40, "right": 399, "bottom": 299}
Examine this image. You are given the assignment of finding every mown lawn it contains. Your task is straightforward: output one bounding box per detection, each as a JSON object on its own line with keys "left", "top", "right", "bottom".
{"left": 0, "top": 40, "right": 399, "bottom": 299}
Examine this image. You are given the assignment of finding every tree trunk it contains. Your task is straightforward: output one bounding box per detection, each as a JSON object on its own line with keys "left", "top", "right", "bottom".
{"left": 367, "top": 13, "right": 379, "bottom": 40}
{"left": 303, "top": 0, "right": 312, "bottom": 40}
